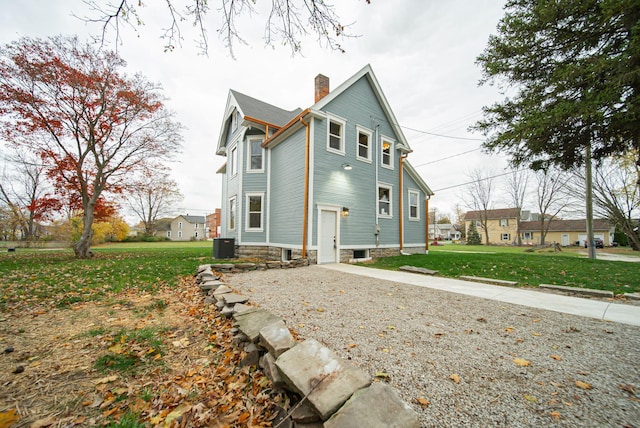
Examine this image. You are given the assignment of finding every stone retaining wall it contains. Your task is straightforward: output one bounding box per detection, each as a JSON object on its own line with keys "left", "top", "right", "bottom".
{"left": 195, "top": 263, "right": 420, "bottom": 427}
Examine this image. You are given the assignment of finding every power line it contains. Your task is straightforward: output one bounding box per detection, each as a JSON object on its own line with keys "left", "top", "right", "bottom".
{"left": 400, "top": 125, "right": 485, "bottom": 141}
{"left": 413, "top": 148, "right": 482, "bottom": 167}
{"left": 432, "top": 168, "right": 528, "bottom": 193}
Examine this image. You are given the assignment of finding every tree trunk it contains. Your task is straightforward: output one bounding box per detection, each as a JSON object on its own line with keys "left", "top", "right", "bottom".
{"left": 585, "top": 145, "right": 596, "bottom": 259}
{"left": 74, "top": 206, "right": 95, "bottom": 258}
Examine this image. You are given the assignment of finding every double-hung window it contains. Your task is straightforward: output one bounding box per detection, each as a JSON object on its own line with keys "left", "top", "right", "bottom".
{"left": 356, "top": 126, "right": 372, "bottom": 162}
{"left": 381, "top": 138, "right": 394, "bottom": 168}
{"left": 246, "top": 193, "right": 264, "bottom": 231}
{"left": 378, "top": 184, "right": 392, "bottom": 217}
{"left": 230, "top": 146, "right": 238, "bottom": 176}
{"left": 327, "top": 115, "right": 346, "bottom": 154}
{"left": 500, "top": 218, "right": 508, "bottom": 227}
{"left": 228, "top": 196, "right": 236, "bottom": 231}
{"left": 408, "top": 190, "right": 420, "bottom": 220}
{"left": 247, "top": 138, "right": 264, "bottom": 172}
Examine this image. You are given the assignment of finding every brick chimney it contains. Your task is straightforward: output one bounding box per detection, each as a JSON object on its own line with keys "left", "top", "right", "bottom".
{"left": 314, "top": 74, "right": 330, "bottom": 103}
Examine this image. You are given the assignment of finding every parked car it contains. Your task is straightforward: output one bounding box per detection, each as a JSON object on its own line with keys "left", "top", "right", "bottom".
{"left": 584, "top": 238, "right": 604, "bottom": 248}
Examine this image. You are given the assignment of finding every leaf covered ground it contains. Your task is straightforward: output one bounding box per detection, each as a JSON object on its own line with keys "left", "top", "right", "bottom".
{"left": 0, "top": 276, "right": 287, "bottom": 427}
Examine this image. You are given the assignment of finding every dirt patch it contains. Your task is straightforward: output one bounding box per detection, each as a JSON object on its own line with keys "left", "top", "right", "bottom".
{"left": 0, "top": 277, "right": 284, "bottom": 427}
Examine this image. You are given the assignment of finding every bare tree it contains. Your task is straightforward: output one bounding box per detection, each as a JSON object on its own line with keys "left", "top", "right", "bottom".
{"left": 463, "top": 169, "right": 495, "bottom": 244}
{"left": 572, "top": 155, "right": 640, "bottom": 250}
{"left": 0, "top": 150, "right": 60, "bottom": 240}
{"left": 126, "top": 167, "right": 183, "bottom": 236}
{"left": 79, "top": 0, "right": 369, "bottom": 57}
{"left": 504, "top": 169, "right": 530, "bottom": 245}
{"left": 533, "top": 168, "right": 573, "bottom": 245}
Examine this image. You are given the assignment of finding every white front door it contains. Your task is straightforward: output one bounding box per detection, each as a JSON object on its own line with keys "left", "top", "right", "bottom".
{"left": 561, "top": 234, "right": 570, "bottom": 246}
{"left": 319, "top": 210, "right": 338, "bottom": 264}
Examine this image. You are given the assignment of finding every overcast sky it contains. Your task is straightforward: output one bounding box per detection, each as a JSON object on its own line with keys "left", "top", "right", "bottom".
{"left": 1, "top": 0, "right": 510, "bottom": 222}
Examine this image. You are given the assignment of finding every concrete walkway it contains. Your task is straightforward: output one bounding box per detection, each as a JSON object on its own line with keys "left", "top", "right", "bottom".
{"left": 320, "top": 264, "right": 640, "bottom": 327}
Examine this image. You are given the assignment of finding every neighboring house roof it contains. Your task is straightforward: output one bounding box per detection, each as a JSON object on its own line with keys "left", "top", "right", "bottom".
{"left": 519, "top": 219, "right": 612, "bottom": 232}
{"left": 464, "top": 208, "right": 521, "bottom": 221}
{"left": 177, "top": 215, "right": 206, "bottom": 224}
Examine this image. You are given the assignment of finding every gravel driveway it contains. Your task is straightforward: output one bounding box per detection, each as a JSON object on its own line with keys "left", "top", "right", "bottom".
{"left": 225, "top": 265, "right": 640, "bottom": 427}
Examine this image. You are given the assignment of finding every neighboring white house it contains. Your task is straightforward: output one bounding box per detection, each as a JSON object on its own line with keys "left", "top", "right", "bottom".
{"left": 215, "top": 64, "right": 434, "bottom": 263}
{"left": 168, "top": 215, "right": 206, "bottom": 241}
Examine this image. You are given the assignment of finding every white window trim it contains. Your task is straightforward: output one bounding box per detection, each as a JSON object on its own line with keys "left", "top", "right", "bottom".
{"left": 326, "top": 114, "right": 346, "bottom": 155}
{"left": 246, "top": 137, "right": 265, "bottom": 173}
{"left": 245, "top": 192, "right": 265, "bottom": 232}
{"left": 408, "top": 189, "right": 420, "bottom": 221}
{"left": 231, "top": 109, "right": 238, "bottom": 133}
{"left": 377, "top": 183, "right": 393, "bottom": 218}
{"left": 500, "top": 218, "right": 508, "bottom": 227}
{"left": 228, "top": 196, "right": 236, "bottom": 231}
{"left": 381, "top": 136, "right": 395, "bottom": 170}
{"left": 178, "top": 231, "right": 183, "bottom": 238}
{"left": 230, "top": 145, "right": 238, "bottom": 177}
{"left": 355, "top": 125, "right": 372, "bottom": 163}
{"left": 178, "top": 222, "right": 183, "bottom": 229}
{"left": 501, "top": 233, "right": 510, "bottom": 241}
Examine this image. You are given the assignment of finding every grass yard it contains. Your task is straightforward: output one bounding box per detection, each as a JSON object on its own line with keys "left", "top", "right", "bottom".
{"left": 362, "top": 245, "right": 640, "bottom": 294}
{"left": 0, "top": 241, "right": 213, "bottom": 311}
{"left": 0, "top": 241, "right": 286, "bottom": 427}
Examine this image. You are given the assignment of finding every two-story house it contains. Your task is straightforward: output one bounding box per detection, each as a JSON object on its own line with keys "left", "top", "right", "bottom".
{"left": 169, "top": 215, "right": 206, "bottom": 241}
{"left": 464, "top": 208, "right": 521, "bottom": 245}
{"left": 215, "top": 65, "right": 434, "bottom": 263}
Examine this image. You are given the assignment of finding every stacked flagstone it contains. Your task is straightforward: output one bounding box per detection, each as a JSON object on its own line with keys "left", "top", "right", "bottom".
{"left": 195, "top": 264, "right": 420, "bottom": 427}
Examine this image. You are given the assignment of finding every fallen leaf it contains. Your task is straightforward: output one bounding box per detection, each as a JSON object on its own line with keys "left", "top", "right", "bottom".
{"left": 550, "top": 411, "right": 561, "bottom": 420}
{"left": 450, "top": 374, "right": 460, "bottom": 384}
{"left": 524, "top": 394, "right": 538, "bottom": 403}
{"left": 30, "top": 416, "right": 56, "bottom": 428}
{"left": 108, "top": 343, "right": 123, "bottom": 354}
{"left": 551, "top": 355, "right": 562, "bottom": 361}
{"left": 416, "top": 397, "right": 430, "bottom": 407}
{"left": 375, "top": 371, "right": 389, "bottom": 378}
{"left": 575, "top": 380, "right": 592, "bottom": 390}
{"left": 164, "top": 404, "right": 192, "bottom": 427}
{"left": 513, "top": 358, "right": 531, "bottom": 367}
{"left": 532, "top": 332, "right": 542, "bottom": 336}
{"left": 316, "top": 307, "right": 325, "bottom": 312}
{"left": 505, "top": 327, "right": 514, "bottom": 333}
{"left": 94, "top": 375, "right": 118, "bottom": 385}
{"left": 619, "top": 384, "right": 636, "bottom": 395}
{"left": 348, "top": 343, "right": 357, "bottom": 348}
{"left": 0, "top": 409, "right": 20, "bottom": 427}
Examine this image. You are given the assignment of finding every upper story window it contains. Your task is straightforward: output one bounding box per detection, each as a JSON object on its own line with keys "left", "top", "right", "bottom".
{"left": 408, "top": 190, "right": 420, "bottom": 220}
{"left": 378, "top": 184, "right": 392, "bottom": 217}
{"left": 500, "top": 218, "right": 509, "bottom": 227}
{"left": 327, "top": 114, "right": 346, "bottom": 155}
{"left": 229, "top": 196, "right": 236, "bottom": 230}
{"left": 381, "top": 138, "right": 394, "bottom": 169}
{"left": 178, "top": 222, "right": 183, "bottom": 229}
{"left": 356, "top": 126, "right": 372, "bottom": 162}
{"left": 230, "top": 146, "right": 238, "bottom": 176}
{"left": 248, "top": 138, "right": 264, "bottom": 172}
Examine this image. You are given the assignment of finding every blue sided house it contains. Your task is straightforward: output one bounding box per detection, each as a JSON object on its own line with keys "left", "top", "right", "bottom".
{"left": 215, "top": 64, "right": 434, "bottom": 264}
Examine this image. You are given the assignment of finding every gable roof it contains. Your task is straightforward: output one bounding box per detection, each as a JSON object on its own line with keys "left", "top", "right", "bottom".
{"left": 519, "top": 219, "right": 612, "bottom": 232}
{"left": 464, "top": 208, "right": 521, "bottom": 221}
{"left": 311, "top": 64, "right": 412, "bottom": 152}
{"left": 230, "top": 90, "right": 302, "bottom": 128}
{"left": 177, "top": 215, "right": 206, "bottom": 224}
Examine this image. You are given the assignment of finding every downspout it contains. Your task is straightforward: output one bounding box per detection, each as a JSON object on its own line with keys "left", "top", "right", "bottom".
{"left": 300, "top": 117, "right": 310, "bottom": 259}
{"left": 374, "top": 121, "right": 380, "bottom": 248}
{"left": 399, "top": 154, "right": 409, "bottom": 253}
{"left": 425, "top": 196, "right": 430, "bottom": 254}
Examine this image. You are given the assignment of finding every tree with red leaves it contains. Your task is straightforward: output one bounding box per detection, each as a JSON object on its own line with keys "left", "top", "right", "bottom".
{"left": 0, "top": 36, "right": 182, "bottom": 258}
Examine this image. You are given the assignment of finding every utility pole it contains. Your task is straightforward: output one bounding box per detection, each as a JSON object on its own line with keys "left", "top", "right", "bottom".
{"left": 585, "top": 144, "right": 596, "bottom": 259}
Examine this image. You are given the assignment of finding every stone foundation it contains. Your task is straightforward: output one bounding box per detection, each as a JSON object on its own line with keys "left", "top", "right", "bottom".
{"left": 233, "top": 245, "right": 406, "bottom": 264}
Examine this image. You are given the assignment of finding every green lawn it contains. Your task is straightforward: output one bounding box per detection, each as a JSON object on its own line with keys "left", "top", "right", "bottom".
{"left": 362, "top": 245, "right": 640, "bottom": 294}
{"left": 0, "top": 241, "right": 213, "bottom": 311}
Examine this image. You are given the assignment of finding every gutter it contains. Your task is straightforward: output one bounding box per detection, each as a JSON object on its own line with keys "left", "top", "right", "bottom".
{"left": 262, "top": 108, "right": 311, "bottom": 148}
{"left": 299, "top": 117, "right": 311, "bottom": 259}
{"left": 399, "top": 153, "right": 409, "bottom": 252}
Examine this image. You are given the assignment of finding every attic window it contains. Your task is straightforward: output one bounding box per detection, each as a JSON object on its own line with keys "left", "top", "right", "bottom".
{"left": 231, "top": 110, "right": 238, "bottom": 132}
{"left": 356, "top": 126, "right": 372, "bottom": 161}
{"left": 381, "top": 138, "right": 394, "bottom": 168}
